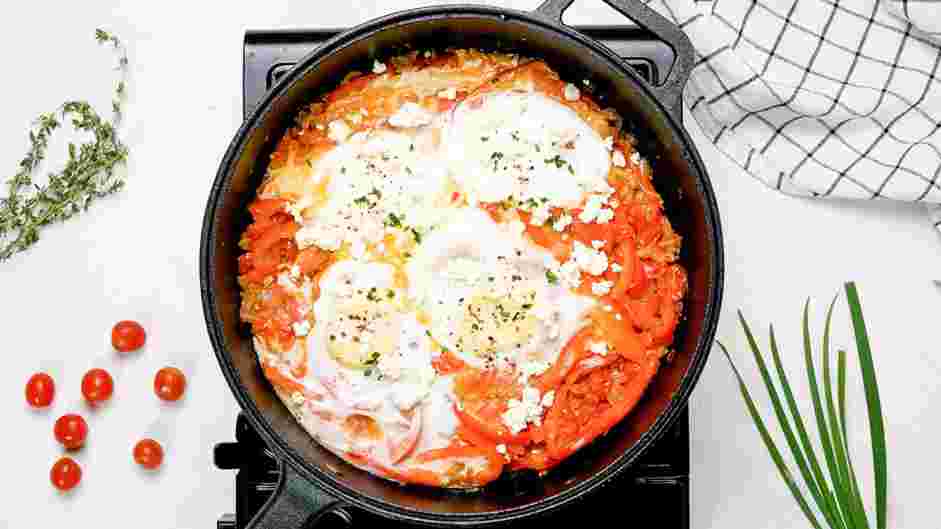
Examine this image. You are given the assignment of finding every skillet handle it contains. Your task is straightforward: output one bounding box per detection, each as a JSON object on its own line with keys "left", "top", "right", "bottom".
{"left": 245, "top": 461, "right": 353, "bottom": 529}
{"left": 535, "top": 0, "right": 695, "bottom": 119}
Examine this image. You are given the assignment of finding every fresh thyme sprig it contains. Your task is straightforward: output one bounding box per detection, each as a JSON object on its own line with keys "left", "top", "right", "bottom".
{"left": 0, "top": 29, "right": 129, "bottom": 262}
{"left": 719, "top": 282, "right": 887, "bottom": 529}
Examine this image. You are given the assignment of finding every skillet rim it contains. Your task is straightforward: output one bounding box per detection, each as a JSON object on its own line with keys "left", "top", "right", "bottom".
{"left": 200, "top": 4, "right": 724, "bottom": 525}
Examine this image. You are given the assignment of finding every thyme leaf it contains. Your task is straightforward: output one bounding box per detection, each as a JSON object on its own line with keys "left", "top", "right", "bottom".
{"left": 0, "top": 29, "right": 129, "bottom": 262}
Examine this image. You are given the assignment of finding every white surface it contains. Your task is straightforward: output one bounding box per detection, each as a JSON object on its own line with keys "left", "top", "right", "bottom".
{"left": 1, "top": 1, "right": 939, "bottom": 528}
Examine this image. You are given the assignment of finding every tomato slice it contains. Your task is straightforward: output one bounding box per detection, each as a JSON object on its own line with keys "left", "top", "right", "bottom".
{"left": 431, "top": 349, "right": 466, "bottom": 375}
{"left": 533, "top": 327, "right": 592, "bottom": 393}
{"left": 454, "top": 404, "right": 531, "bottom": 445}
{"left": 414, "top": 445, "right": 504, "bottom": 486}
{"left": 297, "top": 247, "right": 331, "bottom": 276}
{"left": 543, "top": 353, "right": 659, "bottom": 461}
{"left": 591, "top": 305, "right": 645, "bottom": 363}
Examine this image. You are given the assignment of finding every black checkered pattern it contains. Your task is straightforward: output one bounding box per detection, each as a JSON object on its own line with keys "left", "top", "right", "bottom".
{"left": 641, "top": 0, "right": 941, "bottom": 232}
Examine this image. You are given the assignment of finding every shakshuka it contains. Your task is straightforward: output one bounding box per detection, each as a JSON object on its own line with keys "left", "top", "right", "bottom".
{"left": 237, "top": 49, "right": 687, "bottom": 488}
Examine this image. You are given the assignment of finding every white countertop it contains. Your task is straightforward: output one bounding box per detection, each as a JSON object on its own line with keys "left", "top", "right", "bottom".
{"left": 2, "top": 1, "right": 939, "bottom": 528}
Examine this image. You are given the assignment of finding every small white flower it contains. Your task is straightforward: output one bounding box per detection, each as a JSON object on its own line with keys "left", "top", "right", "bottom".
{"left": 372, "top": 60, "right": 387, "bottom": 74}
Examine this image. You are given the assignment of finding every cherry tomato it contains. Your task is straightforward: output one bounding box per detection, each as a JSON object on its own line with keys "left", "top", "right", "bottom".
{"left": 153, "top": 367, "right": 186, "bottom": 402}
{"left": 111, "top": 320, "right": 146, "bottom": 353}
{"left": 81, "top": 368, "right": 114, "bottom": 404}
{"left": 50, "top": 457, "right": 82, "bottom": 491}
{"left": 133, "top": 438, "right": 164, "bottom": 469}
{"left": 25, "top": 372, "right": 55, "bottom": 408}
{"left": 54, "top": 414, "right": 88, "bottom": 450}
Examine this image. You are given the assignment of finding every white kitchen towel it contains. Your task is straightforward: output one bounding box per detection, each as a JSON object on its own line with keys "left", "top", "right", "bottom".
{"left": 640, "top": 0, "right": 941, "bottom": 233}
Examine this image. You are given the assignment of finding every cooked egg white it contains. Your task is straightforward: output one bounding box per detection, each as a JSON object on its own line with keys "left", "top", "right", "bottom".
{"left": 407, "top": 207, "right": 596, "bottom": 376}
{"left": 444, "top": 91, "right": 611, "bottom": 208}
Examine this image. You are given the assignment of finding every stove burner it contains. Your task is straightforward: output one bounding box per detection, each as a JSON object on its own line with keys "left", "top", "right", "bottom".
{"left": 217, "top": 26, "right": 689, "bottom": 529}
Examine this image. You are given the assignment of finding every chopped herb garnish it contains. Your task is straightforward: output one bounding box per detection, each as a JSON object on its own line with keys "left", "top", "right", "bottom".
{"left": 386, "top": 289, "right": 395, "bottom": 299}
{"left": 409, "top": 227, "right": 422, "bottom": 244}
{"left": 490, "top": 152, "right": 504, "bottom": 170}
{"left": 366, "top": 287, "right": 380, "bottom": 302}
{"left": 353, "top": 195, "right": 370, "bottom": 207}
{"left": 545, "top": 154, "right": 567, "bottom": 168}
{"left": 546, "top": 270, "right": 559, "bottom": 284}
{"left": 481, "top": 136, "right": 490, "bottom": 142}
{"left": 364, "top": 352, "right": 380, "bottom": 365}
{"left": 511, "top": 131, "right": 520, "bottom": 142}
{"left": 384, "top": 212, "right": 403, "bottom": 228}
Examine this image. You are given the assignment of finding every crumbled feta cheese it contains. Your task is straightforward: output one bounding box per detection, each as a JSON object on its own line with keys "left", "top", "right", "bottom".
{"left": 501, "top": 386, "right": 545, "bottom": 434}
{"left": 591, "top": 239, "right": 605, "bottom": 250}
{"left": 578, "top": 194, "right": 614, "bottom": 224}
{"left": 592, "top": 280, "right": 613, "bottom": 296}
{"left": 517, "top": 359, "right": 552, "bottom": 383}
{"left": 611, "top": 263, "right": 623, "bottom": 273}
{"left": 557, "top": 259, "right": 582, "bottom": 288}
{"left": 438, "top": 87, "right": 457, "bottom": 100}
{"left": 327, "top": 120, "right": 352, "bottom": 143}
{"left": 612, "top": 150, "right": 627, "bottom": 167}
{"left": 615, "top": 313, "right": 622, "bottom": 321}
{"left": 603, "top": 304, "right": 613, "bottom": 312}
{"left": 553, "top": 213, "right": 573, "bottom": 232}
{"left": 595, "top": 207, "right": 615, "bottom": 223}
{"left": 496, "top": 444, "right": 507, "bottom": 455}
{"left": 290, "top": 391, "right": 306, "bottom": 406}
{"left": 372, "top": 60, "right": 387, "bottom": 74}
{"left": 570, "top": 241, "right": 609, "bottom": 276}
{"left": 292, "top": 320, "right": 311, "bottom": 337}
{"left": 284, "top": 202, "right": 305, "bottom": 223}
{"left": 541, "top": 391, "right": 555, "bottom": 408}
{"left": 630, "top": 151, "right": 641, "bottom": 166}
{"left": 589, "top": 341, "right": 608, "bottom": 356}
{"left": 563, "top": 83, "right": 581, "bottom": 101}
{"left": 389, "top": 102, "right": 433, "bottom": 128}
{"left": 529, "top": 201, "right": 551, "bottom": 226}
{"left": 603, "top": 136, "right": 614, "bottom": 151}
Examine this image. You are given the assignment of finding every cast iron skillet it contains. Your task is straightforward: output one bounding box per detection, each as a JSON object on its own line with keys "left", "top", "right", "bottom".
{"left": 200, "top": 1, "right": 724, "bottom": 527}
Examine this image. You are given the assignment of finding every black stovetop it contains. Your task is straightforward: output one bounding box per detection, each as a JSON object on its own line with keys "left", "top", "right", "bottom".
{"left": 215, "top": 26, "right": 689, "bottom": 529}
